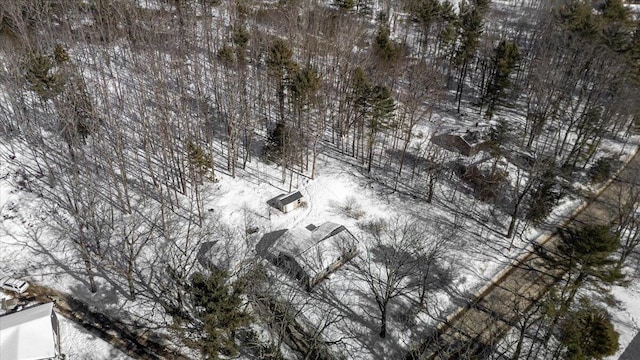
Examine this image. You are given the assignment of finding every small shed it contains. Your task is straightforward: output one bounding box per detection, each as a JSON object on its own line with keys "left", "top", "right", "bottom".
{"left": 0, "top": 302, "right": 61, "bottom": 360}
{"left": 274, "top": 191, "right": 304, "bottom": 213}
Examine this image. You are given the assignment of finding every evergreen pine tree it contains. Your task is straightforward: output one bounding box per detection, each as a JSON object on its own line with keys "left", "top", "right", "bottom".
{"left": 365, "top": 85, "right": 395, "bottom": 173}
{"left": 484, "top": 40, "right": 519, "bottom": 118}
{"left": 600, "top": 0, "right": 635, "bottom": 53}
{"left": 453, "top": 0, "right": 484, "bottom": 112}
{"left": 541, "top": 225, "right": 622, "bottom": 311}
{"left": 267, "top": 39, "right": 297, "bottom": 122}
{"left": 374, "top": 24, "right": 400, "bottom": 63}
{"left": 290, "top": 66, "right": 321, "bottom": 114}
{"left": 190, "top": 270, "right": 251, "bottom": 358}
{"left": 409, "top": 0, "right": 441, "bottom": 49}
{"left": 335, "top": 0, "right": 354, "bottom": 9}
{"left": 559, "top": 298, "right": 619, "bottom": 360}
{"left": 24, "top": 52, "right": 64, "bottom": 100}
{"left": 526, "top": 167, "right": 561, "bottom": 225}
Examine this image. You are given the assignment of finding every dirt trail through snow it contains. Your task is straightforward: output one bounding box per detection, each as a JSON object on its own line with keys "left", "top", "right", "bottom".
{"left": 407, "top": 147, "right": 640, "bottom": 359}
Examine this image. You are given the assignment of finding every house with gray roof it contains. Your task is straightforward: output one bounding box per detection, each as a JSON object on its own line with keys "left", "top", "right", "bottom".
{"left": 256, "top": 222, "right": 359, "bottom": 289}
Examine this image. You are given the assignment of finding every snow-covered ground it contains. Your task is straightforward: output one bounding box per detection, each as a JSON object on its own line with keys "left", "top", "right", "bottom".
{"left": 2, "top": 128, "right": 639, "bottom": 358}
{"left": 607, "top": 273, "right": 640, "bottom": 359}
{"left": 58, "top": 315, "right": 132, "bottom": 359}
{"left": 0, "top": 291, "right": 131, "bottom": 359}
{"left": 0, "top": 0, "right": 638, "bottom": 357}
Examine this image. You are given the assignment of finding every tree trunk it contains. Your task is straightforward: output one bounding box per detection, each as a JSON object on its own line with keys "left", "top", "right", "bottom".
{"left": 379, "top": 304, "right": 388, "bottom": 338}
{"left": 82, "top": 252, "right": 97, "bottom": 293}
{"left": 427, "top": 175, "right": 436, "bottom": 203}
{"left": 456, "top": 62, "right": 468, "bottom": 113}
{"left": 278, "top": 80, "right": 285, "bottom": 123}
{"left": 127, "top": 252, "right": 136, "bottom": 300}
{"left": 367, "top": 139, "right": 375, "bottom": 174}
{"left": 506, "top": 210, "right": 518, "bottom": 239}
{"left": 311, "top": 139, "right": 318, "bottom": 179}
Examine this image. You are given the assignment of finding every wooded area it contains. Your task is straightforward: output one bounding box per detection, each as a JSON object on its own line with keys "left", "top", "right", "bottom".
{"left": 1, "top": 0, "right": 640, "bottom": 358}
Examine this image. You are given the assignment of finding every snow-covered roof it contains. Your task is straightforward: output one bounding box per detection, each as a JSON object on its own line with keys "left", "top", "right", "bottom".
{"left": 278, "top": 222, "right": 354, "bottom": 258}
{"left": 308, "top": 222, "right": 347, "bottom": 243}
{"left": 257, "top": 222, "right": 358, "bottom": 279}
{"left": 434, "top": 128, "right": 486, "bottom": 145}
{"left": 277, "top": 191, "right": 303, "bottom": 206}
{"left": 0, "top": 302, "right": 58, "bottom": 360}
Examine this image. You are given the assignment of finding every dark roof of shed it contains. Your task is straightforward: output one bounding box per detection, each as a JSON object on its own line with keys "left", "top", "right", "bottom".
{"left": 279, "top": 191, "right": 303, "bottom": 205}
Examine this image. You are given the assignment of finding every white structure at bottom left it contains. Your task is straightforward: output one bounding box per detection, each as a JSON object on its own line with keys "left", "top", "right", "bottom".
{"left": 0, "top": 302, "right": 61, "bottom": 360}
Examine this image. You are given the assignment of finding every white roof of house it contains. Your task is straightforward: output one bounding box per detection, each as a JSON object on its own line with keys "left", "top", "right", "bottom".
{"left": 0, "top": 302, "right": 58, "bottom": 360}
{"left": 265, "top": 222, "right": 358, "bottom": 275}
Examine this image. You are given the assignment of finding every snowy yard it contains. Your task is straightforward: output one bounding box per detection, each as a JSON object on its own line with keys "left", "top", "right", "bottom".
{"left": 2, "top": 132, "right": 639, "bottom": 358}
{"left": 1, "top": 0, "right": 640, "bottom": 358}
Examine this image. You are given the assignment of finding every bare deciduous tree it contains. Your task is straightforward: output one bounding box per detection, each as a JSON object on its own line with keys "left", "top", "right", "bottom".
{"left": 354, "top": 217, "right": 425, "bottom": 338}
